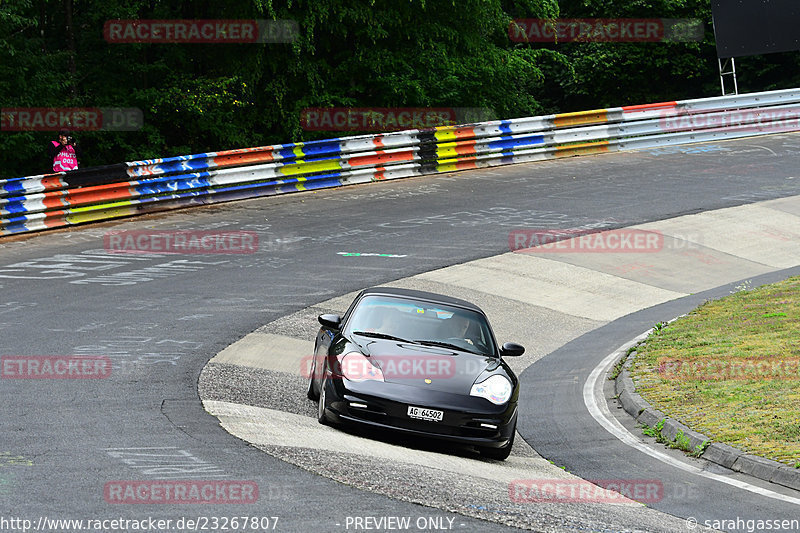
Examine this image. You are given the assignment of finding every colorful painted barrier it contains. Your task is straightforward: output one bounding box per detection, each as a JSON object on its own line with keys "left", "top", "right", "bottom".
{"left": 2, "top": 88, "right": 800, "bottom": 236}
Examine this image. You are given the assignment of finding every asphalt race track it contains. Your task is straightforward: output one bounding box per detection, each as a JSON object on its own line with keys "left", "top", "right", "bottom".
{"left": 1, "top": 133, "right": 800, "bottom": 532}
{"left": 196, "top": 194, "right": 800, "bottom": 532}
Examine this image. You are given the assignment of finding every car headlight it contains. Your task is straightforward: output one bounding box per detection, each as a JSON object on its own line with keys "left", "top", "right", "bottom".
{"left": 335, "top": 352, "right": 385, "bottom": 382}
{"left": 470, "top": 375, "right": 512, "bottom": 405}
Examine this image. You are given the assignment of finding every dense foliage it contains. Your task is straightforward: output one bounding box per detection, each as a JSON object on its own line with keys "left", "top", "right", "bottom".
{"left": 1, "top": 0, "right": 798, "bottom": 178}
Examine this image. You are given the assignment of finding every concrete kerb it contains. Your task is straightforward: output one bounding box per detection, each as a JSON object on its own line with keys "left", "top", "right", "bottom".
{"left": 611, "top": 328, "right": 800, "bottom": 492}
{"left": 772, "top": 467, "right": 800, "bottom": 492}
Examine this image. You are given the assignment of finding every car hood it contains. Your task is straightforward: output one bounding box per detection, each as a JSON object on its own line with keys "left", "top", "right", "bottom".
{"left": 353, "top": 337, "right": 504, "bottom": 394}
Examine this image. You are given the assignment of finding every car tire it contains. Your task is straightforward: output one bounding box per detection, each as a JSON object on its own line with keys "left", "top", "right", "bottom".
{"left": 479, "top": 424, "right": 515, "bottom": 461}
{"left": 306, "top": 360, "right": 319, "bottom": 401}
{"left": 317, "top": 377, "right": 329, "bottom": 425}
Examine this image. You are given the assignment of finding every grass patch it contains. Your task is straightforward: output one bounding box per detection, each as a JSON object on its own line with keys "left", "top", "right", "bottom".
{"left": 641, "top": 419, "right": 667, "bottom": 441}
{"left": 630, "top": 276, "right": 800, "bottom": 466}
{"left": 675, "top": 431, "right": 710, "bottom": 458}
{"left": 639, "top": 419, "right": 710, "bottom": 457}
{"left": 609, "top": 345, "right": 638, "bottom": 381}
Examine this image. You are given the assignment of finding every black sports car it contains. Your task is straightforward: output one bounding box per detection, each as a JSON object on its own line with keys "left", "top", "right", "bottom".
{"left": 307, "top": 287, "right": 524, "bottom": 460}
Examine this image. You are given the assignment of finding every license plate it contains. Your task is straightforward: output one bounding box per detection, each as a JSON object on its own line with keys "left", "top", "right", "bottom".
{"left": 407, "top": 406, "right": 443, "bottom": 422}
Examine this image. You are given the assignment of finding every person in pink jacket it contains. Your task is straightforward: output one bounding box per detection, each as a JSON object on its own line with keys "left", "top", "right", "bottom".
{"left": 48, "top": 128, "right": 82, "bottom": 172}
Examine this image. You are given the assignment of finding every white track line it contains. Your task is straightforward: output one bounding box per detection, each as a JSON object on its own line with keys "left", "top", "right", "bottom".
{"left": 583, "top": 331, "right": 800, "bottom": 506}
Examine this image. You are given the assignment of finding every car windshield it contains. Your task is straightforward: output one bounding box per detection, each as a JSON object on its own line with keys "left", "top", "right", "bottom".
{"left": 346, "top": 295, "right": 496, "bottom": 356}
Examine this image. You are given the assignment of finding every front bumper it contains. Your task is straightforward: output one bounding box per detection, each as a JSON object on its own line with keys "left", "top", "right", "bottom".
{"left": 322, "top": 378, "right": 517, "bottom": 448}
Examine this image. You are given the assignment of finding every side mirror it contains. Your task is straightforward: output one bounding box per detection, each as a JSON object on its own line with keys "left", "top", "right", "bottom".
{"left": 500, "top": 342, "right": 524, "bottom": 357}
{"left": 318, "top": 314, "right": 342, "bottom": 330}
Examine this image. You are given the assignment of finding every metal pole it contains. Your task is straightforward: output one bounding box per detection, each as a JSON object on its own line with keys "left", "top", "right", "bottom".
{"left": 718, "top": 58, "right": 739, "bottom": 96}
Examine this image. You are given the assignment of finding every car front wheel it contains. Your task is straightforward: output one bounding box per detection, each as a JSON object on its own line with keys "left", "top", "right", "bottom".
{"left": 306, "top": 360, "right": 319, "bottom": 400}
{"left": 317, "top": 377, "right": 329, "bottom": 425}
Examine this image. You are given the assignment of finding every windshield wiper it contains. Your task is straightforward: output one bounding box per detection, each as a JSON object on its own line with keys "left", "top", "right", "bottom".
{"left": 351, "top": 331, "right": 410, "bottom": 343}
{"left": 413, "top": 339, "right": 483, "bottom": 355}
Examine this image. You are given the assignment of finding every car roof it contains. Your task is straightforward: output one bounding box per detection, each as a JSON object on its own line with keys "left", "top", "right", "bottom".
{"left": 357, "top": 287, "right": 484, "bottom": 314}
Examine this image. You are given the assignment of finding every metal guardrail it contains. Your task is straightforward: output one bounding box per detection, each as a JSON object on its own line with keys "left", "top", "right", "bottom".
{"left": 2, "top": 88, "right": 800, "bottom": 236}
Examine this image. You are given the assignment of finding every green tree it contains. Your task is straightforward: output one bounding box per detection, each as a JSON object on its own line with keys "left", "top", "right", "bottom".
{"left": 1, "top": 0, "right": 797, "bottom": 180}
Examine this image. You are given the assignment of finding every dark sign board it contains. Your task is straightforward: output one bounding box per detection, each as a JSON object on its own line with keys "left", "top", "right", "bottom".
{"left": 711, "top": 0, "right": 800, "bottom": 58}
